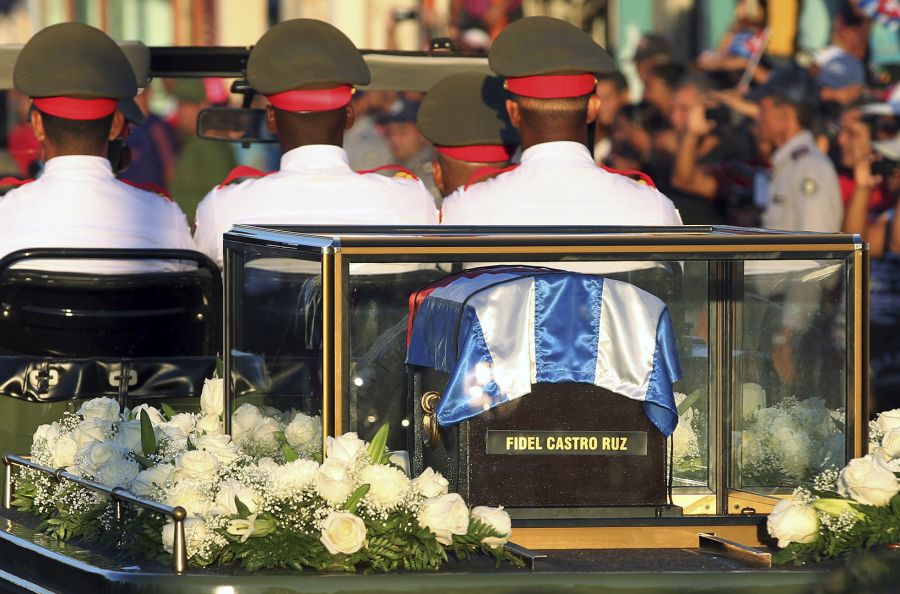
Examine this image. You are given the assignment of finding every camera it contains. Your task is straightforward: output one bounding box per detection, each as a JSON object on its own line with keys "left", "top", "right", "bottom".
{"left": 871, "top": 158, "right": 900, "bottom": 177}
{"left": 392, "top": 8, "right": 417, "bottom": 21}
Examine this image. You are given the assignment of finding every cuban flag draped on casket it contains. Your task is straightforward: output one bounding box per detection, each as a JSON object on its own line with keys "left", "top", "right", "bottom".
{"left": 406, "top": 266, "right": 681, "bottom": 436}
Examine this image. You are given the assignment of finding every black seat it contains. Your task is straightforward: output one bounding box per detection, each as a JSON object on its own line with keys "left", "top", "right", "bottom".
{"left": 0, "top": 248, "right": 222, "bottom": 357}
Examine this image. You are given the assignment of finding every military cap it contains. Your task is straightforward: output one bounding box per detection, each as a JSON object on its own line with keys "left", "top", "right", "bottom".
{"left": 118, "top": 41, "right": 151, "bottom": 125}
{"left": 14, "top": 22, "right": 137, "bottom": 120}
{"left": 489, "top": 16, "right": 616, "bottom": 99}
{"left": 417, "top": 72, "right": 518, "bottom": 162}
{"left": 746, "top": 64, "right": 819, "bottom": 106}
{"left": 247, "top": 19, "right": 370, "bottom": 112}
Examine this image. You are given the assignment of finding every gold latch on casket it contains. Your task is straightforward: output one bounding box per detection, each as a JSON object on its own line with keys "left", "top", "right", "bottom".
{"left": 421, "top": 391, "right": 441, "bottom": 449}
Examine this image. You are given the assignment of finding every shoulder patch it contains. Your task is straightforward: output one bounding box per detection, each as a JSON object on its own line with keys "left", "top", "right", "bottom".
{"left": 0, "top": 176, "right": 34, "bottom": 196}
{"left": 790, "top": 147, "right": 811, "bottom": 161}
{"left": 356, "top": 164, "right": 419, "bottom": 181}
{"left": 464, "top": 164, "right": 520, "bottom": 190}
{"left": 217, "top": 165, "right": 272, "bottom": 188}
{"left": 119, "top": 178, "right": 172, "bottom": 201}
{"left": 598, "top": 164, "right": 657, "bottom": 188}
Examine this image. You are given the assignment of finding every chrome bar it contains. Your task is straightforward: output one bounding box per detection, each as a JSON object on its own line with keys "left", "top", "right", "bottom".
{"left": 503, "top": 541, "right": 547, "bottom": 572}
{"left": 698, "top": 533, "right": 772, "bottom": 567}
{"left": 4, "top": 454, "right": 189, "bottom": 572}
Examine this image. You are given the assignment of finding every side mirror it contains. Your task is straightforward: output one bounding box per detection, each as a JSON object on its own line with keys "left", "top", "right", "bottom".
{"left": 196, "top": 107, "right": 277, "bottom": 143}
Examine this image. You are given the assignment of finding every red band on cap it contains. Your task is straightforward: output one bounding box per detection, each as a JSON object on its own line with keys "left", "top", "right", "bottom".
{"left": 266, "top": 85, "right": 354, "bottom": 112}
{"left": 437, "top": 145, "right": 515, "bottom": 163}
{"left": 32, "top": 97, "right": 118, "bottom": 120}
{"left": 505, "top": 74, "right": 597, "bottom": 99}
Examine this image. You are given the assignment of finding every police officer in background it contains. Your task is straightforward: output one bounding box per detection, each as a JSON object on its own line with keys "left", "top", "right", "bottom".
{"left": 194, "top": 19, "right": 437, "bottom": 267}
{"left": 0, "top": 22, "right": 195, "bottom": 273}
{"left": 440, "top": 17, "right": 682, "bottom": 226}
{"left": 750, "top": 65, "right": 843, "bottom": 232}
{"left": 416, "top": 72, "right": 518, "bottom": 198}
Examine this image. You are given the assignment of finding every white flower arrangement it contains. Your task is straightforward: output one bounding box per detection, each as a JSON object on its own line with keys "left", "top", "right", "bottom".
{"left": 768, "top": 408, "right": 900, "bottom": 564}
{"left": 739, "top": 397, "right": 844, "bottom": 485}
{"left": 14, "top": 382, "right": 520, "bottom": 572}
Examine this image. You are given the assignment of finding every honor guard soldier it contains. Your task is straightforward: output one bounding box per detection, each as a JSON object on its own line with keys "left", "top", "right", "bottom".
{"left": 749, "top": 65, "right": 843, "bottom": 232}
{"left": 416, "top": 72, "right": 518, "bottom": 198}
{"left": 0, "top": 23, "right": 195, "bottom": 273}
{"left": 194, "top": 19, "right": 438, "bottom": 268}
{"left": 440, "top": 16, "right": 682, "bottom": 226}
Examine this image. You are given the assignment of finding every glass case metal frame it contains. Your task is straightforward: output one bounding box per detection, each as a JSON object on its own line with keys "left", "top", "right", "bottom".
{"left": 223, "top": 225, "right": 867, "bottom": 547}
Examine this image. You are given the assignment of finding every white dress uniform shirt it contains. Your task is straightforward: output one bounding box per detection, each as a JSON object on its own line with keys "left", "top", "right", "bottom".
{"left": 763, "top": 130, "right": 843, "bottom": 232}
{"left": 0, "top": 155, "right": 196, "bottom": 273}
{"left": 194, "top": 144, "right": 439, "bottom": 267}
{"left": 440, "top": 141, "right": 683, "bottom": 226}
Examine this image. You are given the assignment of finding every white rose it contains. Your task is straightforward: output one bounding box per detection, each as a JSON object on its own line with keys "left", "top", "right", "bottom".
{"left": 411, "top": 467, "right": 449, "bottom": 498}
{"left": 165, "top": 479, "right": 214, "bottom": 517}
{"left": 132, "top": 463, "right": 177, "bottom": 497}
{"left": 168, "top": 413, "right": 196, "bottom": 435}
{"left": 96, "top": 459, "right": 140, "bottom": 489}
{"left": 320, "top": 511, "right": 367, "bottom": 555}
{"left": 358, "top": 464, "right": 410, "bottom": 510}
{"left": 51, "top": 435, "right": 78, "bottom": 468}
{"left": 76, "top": 397, "right": 121, "bottom": 422}
{"left": 837, "top": 454, "right": 900, "bottom": 507}
{"left": 156, "top": 421, "right": 189, "bottom": 448}
{"left": 34, "top": 422, "right": 60, "bottom": 445}
{"left": 77, "top": 441, "right": 125, "bottom": 477}
{"left": 285, "top": 414, "right": 322, "bottom": 453}
{"left": 214, "top": 478, "right": 262, "bottom": 515}
{"left": 270, "top": 459, "right": 319, "bottom": 497}
{"left": 741, "top": 383, "right": 766, "bottom": 420}
{"left": 200, "top": 378, "right": 225, "bottom": 417}
{"left": 251, "top": 417, "right": 282, "bottom": 453}
{"left": 767, "top": 499, "right": 819, "bottom": 548}
{"left": 161, "top": 517, "right": 209, "bottom": 558}
{"left": 174, "top": 450, "right": 220, "bottom": 481}
{"left": 388, "top": 450, "right": 410, "bottom": 476}
{"left": 195, "top": 414, "right": 224, "bottom": 436}
{"left": 131, "top": 404, "right": 165, "bottom": 425}
{"left": 113, "top": 419, "right": 152, "bottom": 454}
{"left": 876, "top": 409, "right": 900, "bottom": 434}
{"left": 231, "top": 404, "right": 265, "bottom": 444}
{"left": 326, "top": 433, "right": 366, "bottom": 466}
{"left": 315, "top": 459, "right": 354, "bottom": 505}
{"left": 194, "top": 434, "right": 241, "bottom": 466}
{"left": 471, "top": 506, "right": 511, "bottom": 548}
{"left": 882, "top": 428, "right": 900, "bottom": 459}
{"left": 71, "top": 418, "right": 112, "bottom": 448}
{"left": 418, "top": 493, "right": 470, "bottom": 545}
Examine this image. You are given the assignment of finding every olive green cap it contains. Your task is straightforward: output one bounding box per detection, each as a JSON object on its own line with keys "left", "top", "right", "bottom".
{"left": 417, "top": 72, "right": 517, "bottom": 148}
{"left": 14, "top": 22, "right": 136, "bottom": 99}
{"left": 118, "top": 41, "right": 150, "bottom": 125}
{"left": 488, "top": 16, "right": 616, "bottom": 78}
{"left": 247, "top": 19, "right": 370, "bottom": 94}
{"left": 171, "top": 78, "right": 207, "bottom": 103}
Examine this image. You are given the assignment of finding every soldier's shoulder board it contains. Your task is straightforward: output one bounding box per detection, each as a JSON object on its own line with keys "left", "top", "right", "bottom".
{"left": 217, "top": 165, "right": 272, "bottom": 188}
{"left": 463, "top": 164, "right": 519, "bottom": 190}
{"left": 357, "top": 164, "right": 419, "bottom": 181}
{"left": 119, "top": 178, "right": 172, "bottom": 201}
{"left": 598, "top": 164, "right": 657, "bottom": 188}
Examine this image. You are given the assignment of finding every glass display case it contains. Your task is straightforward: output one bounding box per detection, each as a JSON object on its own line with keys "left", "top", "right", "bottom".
{"left": 223, "top": 225, "right": 867, "bottom": 547}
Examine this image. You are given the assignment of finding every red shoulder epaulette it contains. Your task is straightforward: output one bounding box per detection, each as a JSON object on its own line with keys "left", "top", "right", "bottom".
{"left": 119, "top": 178, "right": 172, "bottom": 201}
{"left": 217, "top": 165, "right": 271, "bottom": 188}
{"left": 0, "top": 176, "right": 35, "bottom": 188}
{"left": 356, "top": 164, "right": 419, "bottom": 180}
{"left": 599, "top": 164, "right": 656, "bottom": 188}
{"left": 463, "top": 164, "right": 519, "bottom": 190}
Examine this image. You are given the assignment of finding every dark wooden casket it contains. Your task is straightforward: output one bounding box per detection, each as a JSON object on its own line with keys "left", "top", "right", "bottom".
{"left": 409, "top": 369, "right": 672, "bottom": 514}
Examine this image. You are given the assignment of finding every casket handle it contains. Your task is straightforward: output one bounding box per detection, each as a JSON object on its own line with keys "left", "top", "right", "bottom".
{"left": 421, "top": 391, "right": 441, "bottom": 449}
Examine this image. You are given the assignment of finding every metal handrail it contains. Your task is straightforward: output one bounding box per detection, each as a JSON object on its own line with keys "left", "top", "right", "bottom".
{"left": 2, "top": 454, "right": 189, "bottom": 573}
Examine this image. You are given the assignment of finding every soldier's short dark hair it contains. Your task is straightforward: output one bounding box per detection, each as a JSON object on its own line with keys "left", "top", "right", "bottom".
{"left": 38, "top": 110, "right": 115, "bottom": 152}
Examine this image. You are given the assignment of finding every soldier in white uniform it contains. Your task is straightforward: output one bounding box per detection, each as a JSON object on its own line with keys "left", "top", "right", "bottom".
{"left": 0, "top": 23, "right": 195, "bottom": 274}
{"left": 194, "top": 19, "right": 437, "bottom": 268}
{"left": 750, "top": 65, "right": 843, "bottom": 232}
{"left": 440, "top": 17, "right": 681, "bottom": 226}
